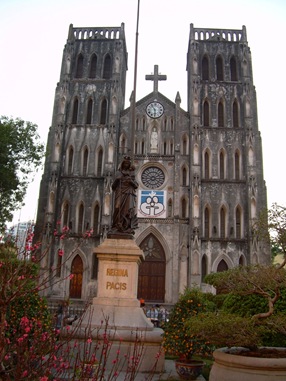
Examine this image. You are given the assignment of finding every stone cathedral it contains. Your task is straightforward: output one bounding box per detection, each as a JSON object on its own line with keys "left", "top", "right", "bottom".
{"left": 35, "top": 23, "right": 269, "bottom": 305}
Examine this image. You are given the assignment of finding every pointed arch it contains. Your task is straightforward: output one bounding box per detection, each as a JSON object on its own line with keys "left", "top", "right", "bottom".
{"left": 204, "top": 149, "right": 211, "bottom": 179}
{"left": 100, "top": 98, "right": 107, "bottom": 124}
{"left": 230, "top": 56, "right": 237, "bottom": 81}
{"left": 233, "top": 99, "right": 239, "bottom": 128}
{"left": 203, "top": 99, "right": 210, "bottom": 127}
{"left": 67, "top": 146, "right": 74, "bottom": 175}
{"left": 220, "top": 205, "right": 227, "bottom": 238}
{"left": 181, "top": 134, "right": 188, "bottom": 155}
{"left": 218, "top": 100, "right": 224, "bottom": 127}
{"left": 70, "top": 255, "right": 83, "bottom": 299}
{"left": 96, "top": 147, "right": 103, "bottom": 176}
{"left": 202, "top": 55, "right": 209, "bottom": 80}
{"left": 235, "top": 205, "right": 242, "bottom": 239}
{"left": 103, "top": 54, "right": 112, "bottom": 79}
{"left": 204, "top": 206, "right": 211, "bottom": 239}
{"left": 219, "top": 149, "right": 226, "bottom": 179}
{"left": 216, "top": 55, "right": 224, "bottom": 81}
{"left": 201, "top": 255, "right": 208, "bottom": 282}
{"left": 181, "top": 197, "right": 188, "bottom": 218}
{"left": 75, "top": 54, "right": 84, "bottom": 78}
{"left": 82, "top": 147, "right": 88, "bottom": 176}
{"left": 92, "top": 203, "right": 100, "bottom": 235}
{"left": 86, "top": 99, "right": 93, "bottom": 124}
{"left": 234, "top": 149, "right": 240, "bottom": 180}
{"left": 77, "top": 202, "right": 84, "bottom": 234}
{"left": 217, "top": 259, "right": 228, "bottom": 272}
{"left": 89, "top": 54, "right": 97, "bottom": 78}
{"left": 72, "top": 98, "right": 79, "bottom": 124}
{"left": 181, "top": 165, "right": 188, "bottom": 186}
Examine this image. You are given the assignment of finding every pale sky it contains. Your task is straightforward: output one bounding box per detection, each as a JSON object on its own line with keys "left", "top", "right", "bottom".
{"left": 1, "top": 0, "right": 285, "bottom": 226}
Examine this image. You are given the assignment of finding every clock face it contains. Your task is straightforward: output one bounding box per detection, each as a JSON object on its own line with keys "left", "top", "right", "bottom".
{"left": 141, "top": 166, "right": 165, "bottom": 189}
{"left": 146, "top": 101, "right": 164, "bottom": 119}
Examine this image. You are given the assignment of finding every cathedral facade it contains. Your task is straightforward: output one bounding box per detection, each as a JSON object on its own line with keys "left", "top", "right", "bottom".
{"left": 35, "top": 23, "right": 269, "bottom": 304}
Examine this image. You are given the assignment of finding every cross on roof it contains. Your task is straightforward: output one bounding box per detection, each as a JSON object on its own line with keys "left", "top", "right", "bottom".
{"left": 145, "top": 65, "right": 167, "bottom": 93}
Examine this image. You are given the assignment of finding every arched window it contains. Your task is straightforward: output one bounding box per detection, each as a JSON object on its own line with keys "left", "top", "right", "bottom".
{"left": 216, "top": 56, "right": 223, "bottom": 81}
{"left": 230, "top": 56, "right": 237, "bottom": 81}
{"left": 70, "top": 255, "right": 83, "bottom": 298}
{"left": 93, "top": 204, "right": 100, "bottom": 235}
{"left": 202, "top": 56, "right": 209, "bottom": 80}
{"left": 235, "top": 150, "right": 240, "bottom": 180}
{"left": 233, "top": 100, "right": 239, "bottom": 128}
{"left": 203, "top": 100, "right": 210, "bottom": 127}
{"left": 86, "top": 99, "right": 93, "bottom": 124}
{"left": 103, "top": 54, "right": 112, "bottom": 79}
{"left": 204, "top": 151, "right": 210, "bottom": 179}
{"left": 204, "top": 207, "right": 210, "bottom": 238}
{"left": 217, "top": 259, "right": 228, "bottom": 272}
{"left": 182, "top": 166, "right": 187, "bottom": 186}
{"left": 163, "top": 141, "right": 167, "bottom": 155}
{"left": 89, "top": 54, "right": 97, "bottom": 78}
{"left": 62, "top": 201, "right": 69, "bottom": 228}
{"left": 218, "top": 101, "right": 224, "bottom": 127}
{"left": 236, "top": 207, "right": 242, "bottom": 239}
{"left": 75, "top": 54, "right": 84, "bottom": 78}
{"left": 100, "top": 99, "right": 107, "bottom": 124}
{"left": 201, "top": 255, "right": 207, "bottom": 281}
{"left": 181, "top": 198, "right": 187, "bottom": 218}
{"left": 220, "top": 207, "right": 226, "bottom": 238}
{"left": 97, "top": 148, "right": 103, "bottom": 176}
{"left": 72, "top": 98, "right": 79, "bottom": 124}
{"left": 78, "top": 203, "right": 84, "bottom": 234}
{"left": 141, "top": 141, "right": 145, "bottom": 154}
{"left": 219, "top": 151, "right": 225, "bottom": 179}
{"left": 82, "top": 148, "right": 88, "bottom": 176}
{"left": 68, "top": 147, "right": 74, "bottom": 175}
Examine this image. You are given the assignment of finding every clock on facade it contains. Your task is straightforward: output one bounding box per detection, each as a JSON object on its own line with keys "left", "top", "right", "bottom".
{"left": 141, "top": 166, "right": 165, "bottom": 189}
{"left": 146, "top": 101, "right": 164, "bottom": 118}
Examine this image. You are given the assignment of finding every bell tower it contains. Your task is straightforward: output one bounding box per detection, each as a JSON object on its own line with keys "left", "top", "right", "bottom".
{"left": 35, "top": 24, "right": 128, "bottom": 300}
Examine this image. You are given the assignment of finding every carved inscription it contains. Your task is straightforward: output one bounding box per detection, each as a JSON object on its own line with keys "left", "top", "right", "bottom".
{"left": 106, "top": 268, "right": 128, "bottom": 290}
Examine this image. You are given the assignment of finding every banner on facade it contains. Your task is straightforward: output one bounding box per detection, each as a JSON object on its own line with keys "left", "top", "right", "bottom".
{"left": 137, "top": 190, "right": 166, "bottom": 218}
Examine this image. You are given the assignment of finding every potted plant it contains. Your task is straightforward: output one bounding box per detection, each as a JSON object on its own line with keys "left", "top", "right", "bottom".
{"left": 162, "top": 288, "right": 215, "bottom": 380}
{"left": 186, "top": 204, "right": 286, "bottom": 381}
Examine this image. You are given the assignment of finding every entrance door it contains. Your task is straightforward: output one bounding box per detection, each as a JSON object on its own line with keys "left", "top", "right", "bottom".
{"left": 69, "top": 255, "right": 83, "bottom": 299}
{"left": 138, "top": 234, "right": 165, "bottom": 303}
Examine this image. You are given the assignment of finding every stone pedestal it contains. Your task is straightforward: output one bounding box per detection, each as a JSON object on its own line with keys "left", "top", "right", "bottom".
{"left": 73, "top": 238, "right": 165, "bottom": 373}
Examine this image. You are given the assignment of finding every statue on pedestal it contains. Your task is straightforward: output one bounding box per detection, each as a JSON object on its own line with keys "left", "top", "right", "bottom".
{"left": 108, "top": 156, "right": 138, "bottom": 238}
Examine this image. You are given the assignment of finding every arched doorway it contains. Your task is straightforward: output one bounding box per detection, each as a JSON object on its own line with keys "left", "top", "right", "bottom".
{"left": 70, "top": 255, "right": 83, "bottom": 299}
{"left": 138, "top": 234, "right": 166, "bottom": 303}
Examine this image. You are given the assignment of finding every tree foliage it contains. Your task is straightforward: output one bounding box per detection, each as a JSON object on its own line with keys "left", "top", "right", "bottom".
{"left": 0, "top": 116, "right": 45, "bottom": 231}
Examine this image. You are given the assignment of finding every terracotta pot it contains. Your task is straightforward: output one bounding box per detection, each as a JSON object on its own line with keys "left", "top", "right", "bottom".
{"left": 175, "top": 359, "right": 205, "bottom": 380}
{"left": 210, "top": 347, "right": 286, "bottom": 381}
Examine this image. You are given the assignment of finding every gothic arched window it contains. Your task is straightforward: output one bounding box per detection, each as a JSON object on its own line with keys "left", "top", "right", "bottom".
{"left": 236, "top": 206, "right": 242, "bottom": 239}
{"left": 203, "top": 100, "right": 210, "bottom": 127}
{"left": 68, "top": 147, "right": 74, "bottom": 175}
{"left": 202, "top": 56, "right": 209, "bottom": 80}
{"left": 103, "top": 54, "right": 112, "bottom": 79}
{"left": 182, "top": 166, "right": 187, "bottom": 186}
{"left": 233, "top": 99, "right": 239, "bottom": 128}
{"left": 219, "top": 150, "right": 225, "bottom": 179}
{"left": 89, "top": 54, "right": 97, "bottom": 78}
{"left": 86, "top": 99, "right": 93, "bottom": 124}
{"left": 217, "top": 259, "right": 228, "bottom": 272}
{"left": 204, "top": 151, "right": 210, "bottom": 179}
{"left": 218, "top": 101, "right": 224, "bottom": 127}
{"left": 100, "top": 99, "right": 107, "bottom": 124}
{"left": 78, "top": 203, "right": 84, "bottom": 234}
{"left": 216, "top": 56, "right": 224, "bottom": 81}
{"left": 93, "top": 204, "right": 100, "bottom": 235}
{"left": 230, "top": 56, "right": 237, "bottom": 81}
{"left": 97, "top": 148, "right": 103, "bottom": 176}
{"left": 82, "top": 147, "right": 88, "bottom": 176}
{"left": 72, "top": 98, "right": 79, "bottom": 124}
{"left": 204, "top": 207, "right": 210, "bottom": 238}
{"left": 235, "top": 150, "right": 240, "bottom": 180}
{"left": 201, "top": 255, "right": 207, "bottom": 281}
{"left": 75, "top": 54, "right": 84, "bottom": 78}
{"left": 220, "top": 207, "right": 226, "bottom": 238}
{"left": 181, "top": 198, "right": 187, "bottom": 218}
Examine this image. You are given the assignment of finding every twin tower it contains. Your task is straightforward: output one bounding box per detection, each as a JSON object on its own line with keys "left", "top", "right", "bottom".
{"left": 35, "top": 23, "right": 269, "bottom": 306}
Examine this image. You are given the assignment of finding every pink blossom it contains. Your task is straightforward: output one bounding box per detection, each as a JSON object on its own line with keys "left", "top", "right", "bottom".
{"left": 87, "top": 338, "right": 92, "bottom": 343}
{"left": 69, "top": 274, "right": 74, "bottom": 279}
{"left": 58, "top": 249, "right": 64, "bottom": 256}
{"left": 21, "top": 370, "right": 28, "bottom": 377}
{"left": 40, "top": 377, "right": 49, "bottom": 381}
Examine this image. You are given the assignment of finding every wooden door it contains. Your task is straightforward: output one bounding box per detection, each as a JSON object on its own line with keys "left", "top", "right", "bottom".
{"left": 70, "top": 255, "right": 83, "bottom": 299}
{"left": 138, "top": 234, "right": 165, "bottom": 303}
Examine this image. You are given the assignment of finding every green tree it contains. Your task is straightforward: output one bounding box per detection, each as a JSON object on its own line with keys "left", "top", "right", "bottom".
{"left": 0, "top": 116, "right": 45, "bottom": 232}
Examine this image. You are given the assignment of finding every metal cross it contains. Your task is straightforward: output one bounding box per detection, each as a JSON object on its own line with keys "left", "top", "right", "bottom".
{"left": 145, "top": 65, "right": 167, "bottom": 93}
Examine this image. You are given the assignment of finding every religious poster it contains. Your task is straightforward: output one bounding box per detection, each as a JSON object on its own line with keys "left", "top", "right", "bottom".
{"left": 137, "top": 190, "right": 167, "bottom": 218}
